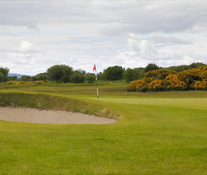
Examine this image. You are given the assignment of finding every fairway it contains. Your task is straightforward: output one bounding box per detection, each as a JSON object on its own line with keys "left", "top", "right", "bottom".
{"left": 0, "top": 83, "right": 207, "bottom": 175}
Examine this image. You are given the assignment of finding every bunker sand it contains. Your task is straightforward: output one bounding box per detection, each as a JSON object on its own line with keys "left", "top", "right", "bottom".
{"left": 0, "top": 107, "right": 116, "bottom": 124}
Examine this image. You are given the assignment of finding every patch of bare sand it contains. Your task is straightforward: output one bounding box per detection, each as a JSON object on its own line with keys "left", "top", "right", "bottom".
{"left": 0, "top": 107, "right": 116, "bottom": 124}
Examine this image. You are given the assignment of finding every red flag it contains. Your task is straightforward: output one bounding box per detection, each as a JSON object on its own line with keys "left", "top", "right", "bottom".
{"left": 93, "top": 64, "right": 96, "bottom": 71}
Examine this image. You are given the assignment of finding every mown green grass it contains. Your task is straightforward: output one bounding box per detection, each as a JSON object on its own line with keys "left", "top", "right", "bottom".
{"left": 0, "top": 82, "right": 207, "bottom": 175}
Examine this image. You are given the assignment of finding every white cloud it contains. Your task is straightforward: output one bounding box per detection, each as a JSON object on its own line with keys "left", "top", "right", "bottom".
{"left": 111, "top": 33, "right": 206, "bottom": 69}
{"left": 9, "top": 53, "right": 31, "bottom": 59}
{"left": 0, "top": 0, "right": 207, "bottom": 75}
{"left": 149, "top": 36, "right": 193, "bottom": 45}
{"left": 19, "top": 41, "right": 37, "bottom": 53}
{"left": 126, "top": 37, "right": 171, "bottom": 60}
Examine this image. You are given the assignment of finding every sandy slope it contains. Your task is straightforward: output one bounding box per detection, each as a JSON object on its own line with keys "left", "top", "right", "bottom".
{"left": 0, "top": 107, "right": 116, "bottom": 124}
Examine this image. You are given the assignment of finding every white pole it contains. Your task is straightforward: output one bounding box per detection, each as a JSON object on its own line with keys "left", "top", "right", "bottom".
{"left": 95, "top": 68, "right": 99, "bottom": 98}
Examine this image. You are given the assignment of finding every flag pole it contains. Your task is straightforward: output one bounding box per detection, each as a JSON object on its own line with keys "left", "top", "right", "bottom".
{"left": 93, "top": 64, "right": 99, "bottom": 99}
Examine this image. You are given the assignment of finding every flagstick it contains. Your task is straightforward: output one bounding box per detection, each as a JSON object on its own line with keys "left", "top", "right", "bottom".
{"left": 95, "top": 68, "right": 99, "bottom": 99}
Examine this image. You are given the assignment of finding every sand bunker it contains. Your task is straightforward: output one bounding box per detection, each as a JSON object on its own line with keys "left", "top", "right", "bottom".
{"left": 0, "top": 107, "right": 116, "bottom": 124}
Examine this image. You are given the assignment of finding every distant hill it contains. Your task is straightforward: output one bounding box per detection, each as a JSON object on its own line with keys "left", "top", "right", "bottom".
{"left": 8, "top": 73, "right": 30, "bottom": 79}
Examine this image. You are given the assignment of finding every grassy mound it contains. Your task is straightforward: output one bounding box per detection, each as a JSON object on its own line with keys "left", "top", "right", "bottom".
{"left": 0, "top": 92, "right": 119, "bottom": 119}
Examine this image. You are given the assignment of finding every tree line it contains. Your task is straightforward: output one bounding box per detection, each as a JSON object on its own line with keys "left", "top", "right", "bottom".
{"left": 0, "top": 62, "right": 206, "bottom": 84}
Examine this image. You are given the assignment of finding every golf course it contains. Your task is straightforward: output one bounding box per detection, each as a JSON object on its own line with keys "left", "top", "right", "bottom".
{"left": 0, "top": 82, "right": 207, "bottom": 175}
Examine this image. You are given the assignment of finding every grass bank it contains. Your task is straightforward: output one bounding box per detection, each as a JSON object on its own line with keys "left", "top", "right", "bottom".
{"left": 0, "top": 92, "right": 119, "bottom": 119}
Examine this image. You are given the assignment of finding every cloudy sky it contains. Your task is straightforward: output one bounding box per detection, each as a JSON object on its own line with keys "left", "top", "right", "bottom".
{"left": 0, "top": 0, "right": 207, "bottom": 75}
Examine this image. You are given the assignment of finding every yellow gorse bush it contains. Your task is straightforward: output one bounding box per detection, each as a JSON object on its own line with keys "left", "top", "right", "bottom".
{"left": 127, "top": 66, "right": 207, "bottom": 92}
{"left": 6, "top": 81, "right": 25, "bottom": 85}
{"left": 148, "top": 79, "right": 164, "bottom": 91}
{"left": 34, "top": 81, "right": 46, "bottom": 85}
{"left": 166, "top": 74, "right": 186, "bottom": 90}
{"left": 2, "top": 80, "right": 47, "bottom": 86}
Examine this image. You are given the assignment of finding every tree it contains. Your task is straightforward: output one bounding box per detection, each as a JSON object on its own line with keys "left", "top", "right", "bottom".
{"left": 168, "top": 62, "right": 207, "bottom": 72}
{"left": 189, "top": 62, "right": 206, "bottom": 69}
{"left": 123, "top": 68, "right": 135, "bottom": 82}
{"left": 47, "top": 65, "right": 73, "bottom": 82}
{"left": 75, "top": 69, "right": 86, "bottom": 76}
{"left": 168, "top": 64, "right": 189, "bottom": 72}
{"left": 0, "top": 67, "right": 9, "bottom": 82}
{"left": 7, "top": 76, "right": 18, "bottom": 81}
{"left": 0, "top": 72, "right": 4, "bottom": 83}
{"left": 124, "top": 67, "right": 145, "bottom": 82}
{"left": 133, "top": 68, "right": 145, "bottom": 80}
{"left": 85, "top": 73, "right": 95, "bottom": 83}
{"left": 70, "top": 71, "right": 85, "bottom": 83}
{"left": 32, "top": 73, "right": 48, "bottom": 81}
{"left": 103, "top": 65, "right": 124, "bottom": 81}
{"left": 145, "top": 63, "right": 159, "bottom": 72}
{"left": 21, "top": 76, "right": 31, "bottom": 81}
{"left": 97, "top": 72, "right": 105, "bottom": 80}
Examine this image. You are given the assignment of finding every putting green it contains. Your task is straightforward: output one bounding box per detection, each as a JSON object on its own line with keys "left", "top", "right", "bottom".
{"left": 94, "top": 97, "right": 207, "bottom": 110}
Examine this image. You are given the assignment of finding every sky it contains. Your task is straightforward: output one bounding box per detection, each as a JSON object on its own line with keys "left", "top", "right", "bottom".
{"left": 0, "top": 0, "right": 207, "bottom": 76}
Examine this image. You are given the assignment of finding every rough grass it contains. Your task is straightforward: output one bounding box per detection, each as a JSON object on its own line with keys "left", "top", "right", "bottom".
{"left": 0, "top": 82, "right": 207, "bottom": 175}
